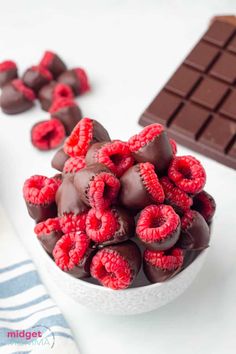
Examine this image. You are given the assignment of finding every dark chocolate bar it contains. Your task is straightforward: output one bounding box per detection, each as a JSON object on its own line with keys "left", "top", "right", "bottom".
{"left": 139, "top": 17, "right": 236, "bottom": 169}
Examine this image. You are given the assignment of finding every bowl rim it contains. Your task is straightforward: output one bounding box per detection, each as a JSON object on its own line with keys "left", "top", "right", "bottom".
{"left": 40, "top": 241, "right": 208, "bottom": 293}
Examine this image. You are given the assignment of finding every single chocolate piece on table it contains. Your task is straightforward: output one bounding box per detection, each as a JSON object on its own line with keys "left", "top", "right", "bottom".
{"left": 57, "top": 68, "right": 90, "bottom": 95}
{"left": 51, "top": 148, "right": 69, "bottom": 171}
{"left": 40, "top": 51, "right": 67, "bottom": 78}
{"left": 49, "top": 98, "right": 82, "bottom": 135}
{"left": 38, "top": 81, "right": 74, "bottom": 111}
{"left": 0, "top": 79, "right": 35, "bottom": 114}
{"left": 22, "top": 65, "right": 53, "bottom": 94}
{"left": 0, "top": 60, "right": 18, "bottom": 88}
{"left": 139, "top": 17, "right": 236, "bottom": 170}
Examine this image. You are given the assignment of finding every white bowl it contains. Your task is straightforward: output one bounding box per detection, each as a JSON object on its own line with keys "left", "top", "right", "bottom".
{"left": 39, "top": 245, "right": 208, "bottom": 315}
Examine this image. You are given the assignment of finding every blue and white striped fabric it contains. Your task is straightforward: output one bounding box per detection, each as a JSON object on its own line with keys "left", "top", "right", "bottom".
{"left": 0, "top": 206, "right": 79, "bottom": 354}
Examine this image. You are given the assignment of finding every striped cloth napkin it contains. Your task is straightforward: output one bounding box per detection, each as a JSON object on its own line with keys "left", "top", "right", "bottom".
{"left": 0, "top": 205, "right": 79, "bottom": 354}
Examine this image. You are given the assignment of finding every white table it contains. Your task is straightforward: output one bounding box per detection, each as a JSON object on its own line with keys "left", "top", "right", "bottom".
{"left": 0, "top": 1, "right": 236, "bottom": 353}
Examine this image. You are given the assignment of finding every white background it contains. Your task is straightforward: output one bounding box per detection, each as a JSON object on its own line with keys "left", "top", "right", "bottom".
{"left": 0, "top": 1, "right": 236, "bottom": 353}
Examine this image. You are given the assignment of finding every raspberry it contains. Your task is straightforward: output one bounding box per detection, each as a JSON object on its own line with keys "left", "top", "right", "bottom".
{"left": 53, "top": 231, "right": 90, "bottom": 271}
{"left": 23, "top": 175, "right": 60, "bottom": 205}
{"left": 74, "top": 68, "right": 90, "bottom": 93}
{"left": 128, "top": 124, "right": 164, "bottom": 152}
{"left": 94, "top": 141, "right": 134, "bottom": 177}
{"left": 60, "top": 212, "right": 87, "bottom": 233}
{"left": 53, "top": 83, "right": 74, "bottom": 101}
{"left": 139, "top": 162, "right": 164, "bottom": 204}
{"left": 64, "top": 118, "right": 93, "bottom": 157}
{"left": 12, "top": 79, "right": 35, "bottom": 101}
{"left": 90, "top": 248, "right": 132, "bottom": 289}
{"left": 169, "top": 138, "right": 177, "bottom": 155}
{"left": 160, "top": 176, "right": 192, "bottom": 214}
{"left": 0, "top": 60, "right": 17, "bottom": 71}
{"left": 192, "top": 191, "right": 216, "bottom": 223}
{"left": 63, "top": 156, "right": 86, "bottom": 174}
{"left": 136, "top": 204, "right": 180, "bottom": 250}
{"left": 40, "top": 51, "right": 54, "bottom": 66}
{"left": 31, "top": 119, "right": 66, "bottom": 151}
{"left": 88, "top": 172, "right": 120, "bottom": 210}
{"left": 86, "top": 208, "right": 118, "bottom": 243}
{"left": 34, "top": 217, "right": 62, "bottom": 253}
{"left": 49, "top": 97, "right": 76, "bottom": 114}
{"left": 144, "top": 248, "right": 184, "bottom": 270}
{"left": 168, "top": 156, "right": 206, "bottom": 194}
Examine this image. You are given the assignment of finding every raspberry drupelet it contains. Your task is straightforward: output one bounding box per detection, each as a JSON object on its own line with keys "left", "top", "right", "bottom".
{"left": 136, "top": 204, "right": 181, "bottom": 251}
{"left": 23, "top": 175, "right": 60, "bottom": 222}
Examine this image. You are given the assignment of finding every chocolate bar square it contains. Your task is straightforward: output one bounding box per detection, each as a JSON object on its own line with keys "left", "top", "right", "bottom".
{"left": 166, "top": 66, "right": 201, "bottom": 97}
{"left": 185, "top": 41, "right": 219, "bottom": 72}
{"left": 210, "top": 52, "right": 236, "bottom": 83}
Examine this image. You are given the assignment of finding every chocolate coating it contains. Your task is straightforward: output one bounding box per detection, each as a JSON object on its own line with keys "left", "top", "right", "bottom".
{"left": 57, "top": 70, "right": 81, "bottom": 95}
{"left": 104, "top": 241, "right": 142, "bottom": 280}
{"left": 51, "top": 104, "right": 82, "bottom": 135}
{"left": 85, "top": 141, "right": 107, "bottom": 166}
{"left": 92, "top": 120, "right": 111, "bottom": 143}
{"left": 0, "top": 82, "right": 34, "bottom": 114}
{"left": 25, "top": 201, "right": 57, "bottom": 223}
{"left": 38, "top": 230, "right": 63, "bottom": 254}
{"left": 141, "top": 223, "right": 181, "bottom": 251}
{"left": 98, "top": 207, "right": 135, "bottom": 247}
{"left": 74, "top": 163, "right": 111, "bottom": 206}
{"left": 67, "top": 247, "right": 95, "bottom": 278}
{"left": 177, "top": 211, "right": 210, "bottom": 250}
{"left": 0, "top": 68, "right": 17, "bottom": 88}
{"left": 38, "top": 81, "right": 56, "bottom": 111}
{"left": 22, "top": 68, "right": 51, "bottom": 94}
{"left": 119, "top": 164, "right": 153, "bottom": 209}
{"left": 144, "top": 258, "right": 181, "bottom": 283}
{"left": 46, "top": 54, "right": 67, "bottom": 79}
{"left": 132, "top": 131, "right": 173, "bottom": 174}
{"left": 56, "top": 174, "right": 88, "bottom": 216}
{"left": 51, "top": 148, "right": 69, "bottom": 171}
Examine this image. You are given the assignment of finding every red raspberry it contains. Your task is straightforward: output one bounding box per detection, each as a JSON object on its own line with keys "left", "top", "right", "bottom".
{"left": 160, "top": 176, "right": 192, "bottom": 214}
{"left": 49, "top": 97, "right": 76, "bottom": 114}
{"left": 168, "top": 156, "right": 206, "bottom": 194}
{"left": 94, "top": 141, "right": 134, "bottom": 177}
{"left": 139, "top": 162, "right": 165, "bottom": 204}
{"left": 60, "top": 212, "right": 87, "bottom": 233}
{"left": 53, "top": 83, "right": 74, "bottom": 101}
{"left": 34, "top": 217, "right": 62, "bottom": 253}
{"left": 136, "top": 204, "right": 180, "bottom": 250}
{"left": 88, "top": 172, "right": 120, "bottom": 211}
{"left": 192, "top": 191, "right": 216, "bottom": 223}
{"left": 31, "top": 119, "right": 66, "bottom": 151}
{"left": 0, "top": 60, "right": 17, "bottom": 71}
{"left": 90, "top": 248, "right": 132, "bottom": 290}
{"left": 23, "top": 175, "right": 60, "bottom": 205}
{"left": 12, "top": 79, "right": 35, "bottom": 101}
{"left": 74, "top": 68, "right": 90, "bottom": 94}
{"left": 169, "top": 138, "right": 177, "bottom": 155}
{"left": 128, "top": 124, "right": 164, "bottom": 151}
{"left": 53, "top": 231, "right": 89, "bottom": 271}
{"left": 144, "top": 248, "right": 184, "bottom": 270}
{"left": 63, "top": 156, "right": 86, "bottom": 174}
{"left": 86, "top": 208, "right": 118, "bottom": 243}
{"left": 64, "top": 118, "right": 93, "bottom": 157}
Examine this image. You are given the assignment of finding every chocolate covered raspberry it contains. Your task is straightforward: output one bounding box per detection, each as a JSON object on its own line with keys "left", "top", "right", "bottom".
{"left": 120, "top": 162, "right": 164, "bottom": 209}
{"left": 23, "top": 175, "right": 60, "bottom": 222}
{"left": 90, "top": 241, "right": 141, "bottom": 289}
{"left": 57, "top": 68, "right": 90, "bottom": 95}
{"left": 22, "top": 65, "right": 53, "bottom": 94}
{"left": 64, "top": 118, "right": 111, "bottom": 157}
{"left": 1, "top": 79, "right": 35, "bottom": 114}
{"left": 31, "top": 119, "right": 66, "bottom": 151}
{"left": 0, "top": 60, "right": 18, "bottom": 87}
{"left": 128, "top": 124, "right": 173, "bottom": 174}
{"left": 192, "top": 190, "right": 216, "bottom": 223}
{"left": 74, "top": 163, "right": 120, "bottom": 211}
{"left": 38, "top": 82, "right": 74, "bottom": 111}
{"left": 143, "top": 247, "right": 184, "bottom": 283}
{"left": 53, "top": 231, "right": 94, "bottom": 278}
{"left": 51, "top": 148, "right": 69, "bottom": 172}
{"left": 40, "top": 51, "right": 67, "bottom": 78}
{"left": 86, "top": 140, "right": 134, "bottom": 177}
{"left": 34, "top": 217, "right": 63, "bottom": 254}
{"left": 49, "top": 98, "right": 82, "bottom": 135}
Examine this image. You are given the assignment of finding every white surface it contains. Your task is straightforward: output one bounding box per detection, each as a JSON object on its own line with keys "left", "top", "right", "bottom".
{"left": 0, "top": 0, "right": 236, "bottom": 353}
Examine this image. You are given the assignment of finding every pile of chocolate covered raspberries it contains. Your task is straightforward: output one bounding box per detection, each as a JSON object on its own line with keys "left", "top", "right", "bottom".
{"left": 23, "top": 119, "right": 216, "bottom": 290}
